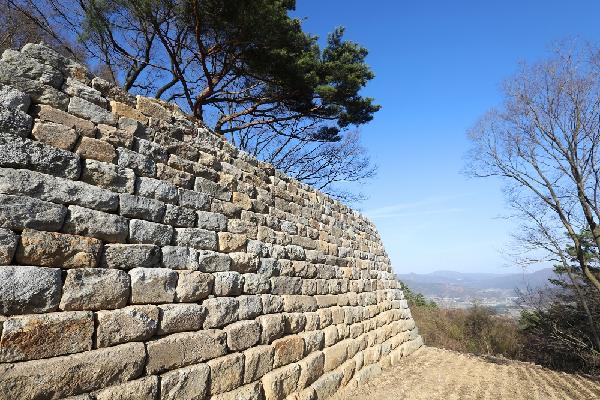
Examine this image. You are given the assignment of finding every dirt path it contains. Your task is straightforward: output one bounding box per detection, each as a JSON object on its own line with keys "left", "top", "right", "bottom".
{"left": 331, "top": 346, "right": 600, "bottom": 400}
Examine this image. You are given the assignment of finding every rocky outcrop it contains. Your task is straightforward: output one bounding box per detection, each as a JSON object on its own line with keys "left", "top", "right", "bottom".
{"left": 0, "top": 43, "right": 422, "bottom": 400}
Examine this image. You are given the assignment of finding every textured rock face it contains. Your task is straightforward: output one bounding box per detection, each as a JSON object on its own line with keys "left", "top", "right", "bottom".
{"left": 0, "top": 265, "right": 62, "bottom": 315}
{"left": 96, "top": 305, "right": 159, "bottom": 347}
{"left": 16, "top": 229, "right": 103, "bottom": 269}
{"left": 0, "top": 342, "right": 146, "bottom": 400}
{"left": 0, "top": 43, "right": 421, "bottom": 400}
{"left": 0, "top": 311, "right": 94, "bottom": 362}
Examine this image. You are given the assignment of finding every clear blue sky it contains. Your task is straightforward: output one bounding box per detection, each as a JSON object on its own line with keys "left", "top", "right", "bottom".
{"left": 293, "top": 0, "right": 600, "bottom": 274}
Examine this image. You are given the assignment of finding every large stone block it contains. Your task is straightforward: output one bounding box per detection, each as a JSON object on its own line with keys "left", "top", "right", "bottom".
{"left": 0, "top": 168, "right": 119, "bottom": 212}
{"left": 0, "top": 342, "right": 146, "bottom": 400}
{"left": 232, "top": 192, "right": 252, "bottom": 210}
{"left": 60, "top": 268, "right": 130, "bottom": 311}
{"left": 97, "top": 123, "right": 133, "bottom": 148}
{"left": 311, "top": 370, "right": 343, "bottom": 400}
{"left": 261, "top": 363, "right": 301, "bottom": 400}
{"left": 160, "top": 363, "right": 209, "bottom": 400}
{"left": 0, "top": 74, "right": 69, "bottom": 110}
{"left": 19, "top": 43, "right": 71, "bottom": 72}
{"left": 145, "top": 330, "right": 227, "bottom": 374}
{"left": 161, "top": 246, "right": 199, "bottom": 270}
{"left": 197, "top": 250, "right": 231, "bottom": 272}
{"left": 68, "top": 96, "right": 116, "bottom": 125}
{"left": 0, "top": 104, "right": 32, "bottom": 139}
{"left": 323, "top": 341, "right": 348, "bottom": 372}
{"left": 101, "top": 244, "right": 160, "bottom": 270}
{"left": 129, "top": 219, "right": 173, "bottom": 246}
{"left": 257, "top": 314, "right": 285, "bottom": 345}
{"left": 297, "top": 351, "right": 324, "bottom": 389}
{"left": 304, "top": 313, "right": 320, "bottom": 332}
{"left": 111, "top": 101, "right": 149, "bottom": 125}
{"left": 214, "top": 271, "right": 243, "bottom": 296}
{"left": 179, "top": 189, "right": 211, "bottom": 211}
{"left": 174, "top": 228, "right": 218, "bottom": 250}
{"left": 270, "top": 277, "right": 303, "bottom": 295}
{"left": 176, "top": 270, "right": 213, "bottom": 302}
{"left": 224, "top": 320, "right": 261, "bottom": 351}
{"left": 136, "top": 176, "right": 178, "bottom": 203}
{"left": 16, "top": 229, "right": 102, "bottom": 269}
{"left": 96, "top": 305, "right": 159, "bottom": 347}
{"left": 208, "top": 353, "right": 244, "bottom": 395}
{"left": 117, "top": 148, "right": 156, "bottom": 177}
{"left": 301, "top": 331, "right": 325, "bottom": 354}
{"left": 0, "top": 228, "right": 17, "bottom": 265}
{"left": 261, "top": 294, "right": 284, "bottom": 314}
{"left": 196, "top": 210, "right": 227, "bottom": 231}
{"left": 273, "top": 335, "right": 304, "bottom": 368}
{"left": 1, "top": 49, "right": 63, "bottom": 87}
{"left": 158, "top": 303, "right": 205, "bottom": 335}
{"left": 289, "top": 387, "right": 316, "bottom": 400}
{"left": 31, "top": 121, "right": 78, "bottom": 150}
{"left": 119, "top": 194, "right": 165, "bottom": 222}
{"left": 135, "top": 138, "right": 168, "bottom": 162}
{"left": 33, "top": 104, "right": 96, "bottom": 137}
{"left": 157, "top": 166, "right": 194, "bottom": 189}
{"left": 75, "top": 137, "right": 116, "bottom": 163}
{"left": 129, "top": 267, "right": 177, "bottom": 304}
{"left": 243, "top": 345, "right": 274, "bottom": 384}
{"left": 0, "top": 84, "right": 30, "bottom": 113}
{"left": 0, "top": 194, "right": 67, "bottom": 231}
{"left": 238, "top": 295, "right": 263, "bottom": 320}
{"left": 0, "top": 265, "right": 62, "bottom": 315}
{"left": 136, "top": 96, "right": 172, "bottom": 120}
{"left": 0, "top": 311, "right": 93, "bottom": 362}
{"left": 81, "top": 159, "right": 135, "bottom": 194}
{"left": 284, "top": 313, "right": 307, "bottom": 335}
{"left": 62, "top": 77, "right": 106, "bottom": 107}
{"left": 243, "top": 273, "right": 271, "bottom": 294}
{"left": 194, "top": 176, "right": 232, "bottom": 201}
{"left": 63, "top": 205, "right": 128, "bottom": 242}
{"left": 94, "top": 376, "right": 159, "bottom": 400}
{"left": 218, "top": 232, "right": 247, "bottom": 253}
{"left": 229, "top": 252, "right": 259, "bottom": 273}
{"left": 0, "top": 86, "right": 32, "bottom": 137}
{"left": 211, "top": 382, "right": 263, "bottom": 400}
{"left": 285, "top": 245, "right": 305, "bottom": 261}
{"left": 283, "top": 295, "right": 318, "bottom": 313}
{"left": 203, "top": 297, "right": 239, "bottom": 328}
{"left": 163, "top": 204, "right": 197, "bottom": 227}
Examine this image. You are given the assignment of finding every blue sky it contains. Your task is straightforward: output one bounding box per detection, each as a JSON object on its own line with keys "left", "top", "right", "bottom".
{"left": 293, "top": 0, "right": 600, "bottom": 274}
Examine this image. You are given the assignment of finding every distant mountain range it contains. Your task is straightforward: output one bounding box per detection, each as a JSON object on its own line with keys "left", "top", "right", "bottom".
{"left": 397, "top": 268, "right": 557, "bottom": 301}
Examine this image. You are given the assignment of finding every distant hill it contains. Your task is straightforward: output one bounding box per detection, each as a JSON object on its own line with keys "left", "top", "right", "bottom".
{"left": 397, "top": 268, "right": 556, "bottom": 301}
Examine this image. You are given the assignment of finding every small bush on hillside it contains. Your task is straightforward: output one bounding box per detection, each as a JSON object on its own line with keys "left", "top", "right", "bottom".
{"left": 518, "top": 276, "right": 600, "bottom": 375}
{"left": 399, "top": 282, "right": 438, "bottom": 309}
{"left": 411, "top": 305, "right": 524, "bottom": 359}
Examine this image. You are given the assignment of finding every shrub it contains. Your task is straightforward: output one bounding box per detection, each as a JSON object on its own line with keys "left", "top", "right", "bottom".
{"left": 411, "top": 305, "right": 524, "bottom": 359}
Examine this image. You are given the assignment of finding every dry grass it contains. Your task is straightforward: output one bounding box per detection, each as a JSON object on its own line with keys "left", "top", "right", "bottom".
{"left": 331, "top": 346, "right": 600, "bottom": 400}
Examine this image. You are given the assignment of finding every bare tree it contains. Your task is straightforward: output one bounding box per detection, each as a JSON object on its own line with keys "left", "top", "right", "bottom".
{"left": 229, "top": 126, "right": 375, "bottom": 202}
{"left": 466, "top": 43, "right": 600, "bottom": 297}
{"left": 509, "top": 199, "right": 600, "bottom": 350}
{"left": 0, "top": 0, "right": 71, "bottom": 55}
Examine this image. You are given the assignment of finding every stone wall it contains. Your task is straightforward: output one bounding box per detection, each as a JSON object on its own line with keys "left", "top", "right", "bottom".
{"left": 0, "top": 43, "right": 422, "bottom": 400}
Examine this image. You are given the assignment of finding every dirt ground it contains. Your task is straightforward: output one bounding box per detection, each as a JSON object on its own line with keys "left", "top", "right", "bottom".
{"left": 331, "top": 346, "right": 600, "bottom": 400}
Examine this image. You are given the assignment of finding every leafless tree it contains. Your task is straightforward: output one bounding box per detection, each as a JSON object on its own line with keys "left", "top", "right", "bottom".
{"left": 466, "top": 43, "right": 600, "bottom": 295}
{"left": 509, "top": 199, "right": 600, "bottom": 350}
{"left": 229, "top": 126, "right": 375, "bottom": 202}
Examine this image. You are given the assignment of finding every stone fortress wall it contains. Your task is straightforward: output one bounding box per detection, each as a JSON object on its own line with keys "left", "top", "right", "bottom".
{"left": 0, "top": 43, "right": 422, "bottom": 400}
